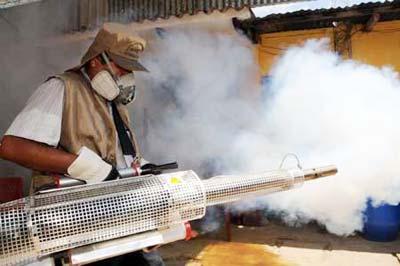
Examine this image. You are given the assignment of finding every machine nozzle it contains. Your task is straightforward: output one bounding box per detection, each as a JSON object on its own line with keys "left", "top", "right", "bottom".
{"left": 302, "top": 165, "right": 338, "bottom": 181}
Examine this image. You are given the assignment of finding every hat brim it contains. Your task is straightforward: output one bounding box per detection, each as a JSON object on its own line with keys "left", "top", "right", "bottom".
{"left": 69, "top": 51, "right": 104, "bottom": 72}
{"left": 108, "top": 52, "right": 149, "bottom": 72}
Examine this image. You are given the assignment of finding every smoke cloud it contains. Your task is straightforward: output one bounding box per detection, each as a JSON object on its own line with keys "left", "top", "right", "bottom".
{"left": 134, "top": 31, "right": 400, "bottom": 236}
{"left": 256, "top": 39, "right": 400, "bottom": 236}
{"left": 134, "top": 29, "right": 261, "bottom": 176}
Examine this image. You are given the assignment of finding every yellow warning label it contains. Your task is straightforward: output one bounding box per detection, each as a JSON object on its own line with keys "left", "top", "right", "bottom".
{"left": 170, "top": 177, "right": 182, "bottom": 185}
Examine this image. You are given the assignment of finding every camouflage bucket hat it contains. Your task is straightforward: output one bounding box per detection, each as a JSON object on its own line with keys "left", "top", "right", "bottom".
{"left": 79, "top": 28, "right": 148, "bottom": 72}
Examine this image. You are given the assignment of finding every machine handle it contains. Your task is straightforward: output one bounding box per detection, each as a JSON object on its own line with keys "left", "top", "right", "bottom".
{"left": 118, "top": 162, "right": 179, "bottom": 178}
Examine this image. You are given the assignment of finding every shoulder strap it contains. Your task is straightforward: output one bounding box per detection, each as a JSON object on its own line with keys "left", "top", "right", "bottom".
{"left": 111, "top": 102, "right": 136, "bottom": 157}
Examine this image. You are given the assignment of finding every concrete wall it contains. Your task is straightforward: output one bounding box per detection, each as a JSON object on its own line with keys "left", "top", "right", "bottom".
{"left": 352, "top": 20, "right": 400, "bottom": 72}
{"left": 257, "top": 20, "right": 400, "bottom": 75}
{"left": 0, "top": 2, "right": 90, "bottom": 193}
{"left": 258, "top": 28, "right": 334, "bottom": 75}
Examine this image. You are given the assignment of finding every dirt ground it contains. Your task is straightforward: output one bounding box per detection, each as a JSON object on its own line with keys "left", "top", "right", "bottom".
{"left": 159, "top": 221, "right": 400, "bottom": 266}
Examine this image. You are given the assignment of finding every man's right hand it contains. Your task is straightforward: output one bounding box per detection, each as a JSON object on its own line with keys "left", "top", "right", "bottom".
{"left": 67, "top": 146, "right": 117, "bottom": 184}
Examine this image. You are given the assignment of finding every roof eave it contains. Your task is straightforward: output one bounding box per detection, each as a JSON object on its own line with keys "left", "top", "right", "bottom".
{"left": 234, "top": 0, "right": 400, "bottom": 41}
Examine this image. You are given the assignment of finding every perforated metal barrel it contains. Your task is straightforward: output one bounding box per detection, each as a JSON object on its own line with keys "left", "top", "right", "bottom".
{"left": 0, "top": 166, "right": 336, "bottom": 265}
{"left": 0, "top": 171, "right": 206, "bottom": 266}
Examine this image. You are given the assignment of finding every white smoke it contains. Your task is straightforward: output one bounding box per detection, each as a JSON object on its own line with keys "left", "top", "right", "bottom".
{"left": 134, "top": 30, "right": 400, "bottom": 236}
{"left": 254, "top": 39, "right": 400, "bottom": 236}
{"left": 134, "top": 29, "right": 261, "bottom": 175}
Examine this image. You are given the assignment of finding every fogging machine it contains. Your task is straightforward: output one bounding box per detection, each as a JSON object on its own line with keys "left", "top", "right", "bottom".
{"left": 0, "top": 163, "right": 337, "bottom": 265}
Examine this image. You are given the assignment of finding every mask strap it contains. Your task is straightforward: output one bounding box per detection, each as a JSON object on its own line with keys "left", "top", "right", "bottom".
{"left": 80, "top": 67, "right": 91, "bottom": 83}
{"left": 101, "top": 52, "right": 118, "bottom": 80}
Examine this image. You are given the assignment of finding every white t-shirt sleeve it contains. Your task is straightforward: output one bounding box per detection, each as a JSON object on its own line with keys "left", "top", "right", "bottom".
{"left": 5, "top": 78, "right": 65, "bottom": 147}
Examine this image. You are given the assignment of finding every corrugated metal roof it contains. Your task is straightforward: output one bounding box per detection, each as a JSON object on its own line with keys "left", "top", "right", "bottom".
{"left": 252, "top": 0, "right": 398, "bottom": 20}
{"left": 235, "top": 0, "right": 400, "bottom": 38}
{"left": 251, "top": 0, "right": 392, "bottom": 18}
{"left": 78, "top": 0, "right": 299, "bottom": 30}
{"left": 1, "top": 0, "right": 298, "bottom": 10}
{"left": 1, "top": 0, "right": 303, "bottom": 31}
{"left": 107, "top": 0, "right": 291, "bottom": 21}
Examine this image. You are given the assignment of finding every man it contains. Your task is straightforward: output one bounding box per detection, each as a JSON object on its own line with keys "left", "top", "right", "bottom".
{"left": 0, "top": 27, "right": 163, "bottom": 265}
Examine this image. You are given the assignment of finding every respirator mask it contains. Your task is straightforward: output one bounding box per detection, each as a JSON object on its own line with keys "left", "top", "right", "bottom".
{"left": 82, "top": 53, "right": 137, "bottom": 105}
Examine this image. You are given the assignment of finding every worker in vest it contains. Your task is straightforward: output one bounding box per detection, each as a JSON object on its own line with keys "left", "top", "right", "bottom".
{"left": 0, "top": 27, "right": 164, "bottom": 265}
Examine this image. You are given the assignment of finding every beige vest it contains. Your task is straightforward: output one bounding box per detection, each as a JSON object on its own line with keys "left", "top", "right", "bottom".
{"left": 30, "top": 71, "right": 141, "bottom": 194}
{"left": 57, "top": 71, "right": 141, "bottom": 165}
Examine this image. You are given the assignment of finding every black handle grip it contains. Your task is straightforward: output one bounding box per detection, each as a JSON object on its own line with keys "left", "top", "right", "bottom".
{"left": 155, "top": 162, "right": 178, "bottom": 170}
{"left": 140, "top": 162, "right": 178, "bottom": 175}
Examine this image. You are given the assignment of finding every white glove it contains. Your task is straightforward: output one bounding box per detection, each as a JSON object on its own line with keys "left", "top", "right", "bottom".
{"left": 67, "top": 146, "right": 113, "bottom": 184}
{"left": 139, "top": 157, "right": 150, "bottom": 167}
